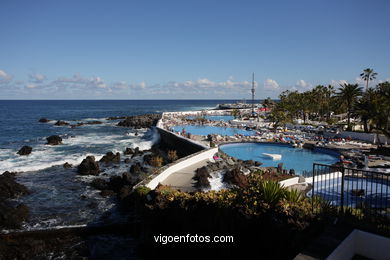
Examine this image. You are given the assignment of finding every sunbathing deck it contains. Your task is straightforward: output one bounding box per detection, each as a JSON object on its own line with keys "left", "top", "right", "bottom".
{"left": 161, "top": 158, "right": 210, "bottom": 192}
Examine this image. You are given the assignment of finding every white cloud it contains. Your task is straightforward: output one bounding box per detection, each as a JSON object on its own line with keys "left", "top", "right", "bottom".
{"left": 330, "top": 79, "right": 348, "bottom": 87}
{"left": 294, "top": 79, "right": 312, "bottom": 90}
{"left": 264, "top": 79, "right": 280, "bottom": 90}
{"left": 29, "top": 73, "right": 46, "bottom": 83}
{"left": 0, "top": 70, "right": 11, "bottom": 81}
{"left": 54, "top": 74, "right": 107, "bottom": 89}
{"left": 139, "top": 81, "right": 146, "bottom": 89}
{"left": 25, "top": 83, "right": 37, "bottom": 89}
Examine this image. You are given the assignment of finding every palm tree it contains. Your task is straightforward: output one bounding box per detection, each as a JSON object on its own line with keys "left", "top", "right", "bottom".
{"left": 336, "top": 83, "right": 363, "bottom": 131}
{"left": 354, "top": 88, "right": 377, "bottom": 132}
{"left": 360, "top": 68, "right": 377, "bottom": 91}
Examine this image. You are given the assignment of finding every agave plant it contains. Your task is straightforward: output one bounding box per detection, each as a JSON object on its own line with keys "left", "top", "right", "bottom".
{"left": 284, "top": 189, "right": 303, "bottom": 204}
{"left": 260, "top": 181, "right": 287, "bottom": 207}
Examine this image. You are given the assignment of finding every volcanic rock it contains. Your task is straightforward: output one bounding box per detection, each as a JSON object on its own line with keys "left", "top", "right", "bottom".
{"left": 100, "top": 190, "right": 116, "bottom": 197}
{"left": 100, "top": 152, "right": 121, "bottom": 164}
{"left": 0, "top": 171, "right": 30, "bottom": 229}
{"left": 17, "top": 146, "right": 32, "bottom": 156}
{"left": 54, "top": 120, "right": 69, "bottom": 126}
{"left": 90, "top": 178, "right": 109, "bottom": 190}
{"left": 0, "top": 202, "right": 29, "bottom": 229}
{"left": 63, "top": 162, "right": 72, "bottom": 168}
{"left": 46, "top": 135, "right": 62, "bottom": 145}
{"left": 117, "top": 114, "right": 161, "bottom": 128}
{"left": 38, "top": 118, "right": 50, "bottom": 123}
{"left": 107, "top": 116, "right": 127, "bottom": 120}
{"left": 124, "top": 147, "right": 134, "bottom": 155}
{"left": 193, "top": 166, "right": 211, "bottom": 189}
{"left": 130, "top": 163, "right": 143, "bottom": 175}
{"left": 77, "top": 156, "right": 100, "bottom": 175}
{"left": 223, "top": 167, "right": 248, "bottom": 188}
{"left": 0, "top": 171, "right": 30, "bottom": 199}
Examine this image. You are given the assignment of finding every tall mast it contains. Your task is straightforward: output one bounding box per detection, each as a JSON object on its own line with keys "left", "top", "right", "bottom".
{"left": 251, "top": 72, "right": 255, "bottom": 115}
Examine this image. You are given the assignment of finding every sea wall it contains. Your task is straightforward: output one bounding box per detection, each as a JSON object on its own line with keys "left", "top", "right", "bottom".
{"left": 145, "top": 147, "right": 218, "bottom": 190}
{"left": 156, "top": 126, "right": 207, "bottom": 157}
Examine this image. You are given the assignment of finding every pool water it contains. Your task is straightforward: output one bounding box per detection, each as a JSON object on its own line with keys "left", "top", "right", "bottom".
{"left": 220, "top": 142, "right": 339, "bottom": 174}
{"left": 186, "top": 115, "right": 234, "bottom": 122}
{"left": 172, "top": 125, "right": 255, "bottom": 136}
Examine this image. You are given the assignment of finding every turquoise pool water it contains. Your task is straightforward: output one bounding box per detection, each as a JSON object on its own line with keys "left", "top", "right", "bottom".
{"left": 172, "top": 125, "right": 255, "bottom": 136}
{"left": 220, "top": 143, "right": 339, "bottom": 174}
{"left": 187, "top": 115, "right": 234, "bottom": 122}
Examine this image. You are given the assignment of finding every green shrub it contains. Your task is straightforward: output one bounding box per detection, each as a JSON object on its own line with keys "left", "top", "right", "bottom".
{"left": 284, "top": 189, "right": 303, "bottom": 204}
{"left": 260, "top": 181, "right": 287, "bottom": 207}
{"left": 134, "top": 185, "right": 151, "bottom": 197}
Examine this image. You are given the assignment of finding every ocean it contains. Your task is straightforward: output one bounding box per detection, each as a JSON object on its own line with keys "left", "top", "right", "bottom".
{"left": 0, "top": 99, "right": 240, "bottom": 231}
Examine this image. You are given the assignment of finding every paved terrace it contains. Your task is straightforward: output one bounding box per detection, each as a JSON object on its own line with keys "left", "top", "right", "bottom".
{"left": 161, "top": 158, "right": 209, "bottom": 192}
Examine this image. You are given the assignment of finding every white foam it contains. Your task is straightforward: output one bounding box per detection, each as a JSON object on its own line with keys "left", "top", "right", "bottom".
{"left": 207, "top": 170, "right": 227, "bottom": 191}
{"left": 0, "top": 128, "right": 160, "bottom": 173}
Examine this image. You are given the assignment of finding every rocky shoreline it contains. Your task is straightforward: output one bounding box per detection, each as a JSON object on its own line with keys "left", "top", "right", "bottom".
{"left": 0, "top": 113, "right": 167, "bottom": 259}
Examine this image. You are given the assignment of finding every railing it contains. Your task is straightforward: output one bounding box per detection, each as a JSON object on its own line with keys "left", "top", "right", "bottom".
{"left": 311, "top": 163, "right": 390, "bottom": 218}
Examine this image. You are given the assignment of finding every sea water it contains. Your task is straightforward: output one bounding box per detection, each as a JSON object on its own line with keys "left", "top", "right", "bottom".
{"left": 0, "top": 99, "right": 238, "bottom": 231}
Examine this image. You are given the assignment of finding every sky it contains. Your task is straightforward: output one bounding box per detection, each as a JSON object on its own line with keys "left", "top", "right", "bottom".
{"left": 0, "top": 0, "right": 389, "bottom": 99}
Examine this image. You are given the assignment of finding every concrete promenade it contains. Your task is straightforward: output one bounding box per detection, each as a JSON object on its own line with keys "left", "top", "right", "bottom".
{"left": 161, "top": 158, "right": 209, "bottom": 192}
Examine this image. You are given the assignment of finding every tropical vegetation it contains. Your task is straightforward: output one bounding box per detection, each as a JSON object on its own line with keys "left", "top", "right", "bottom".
{"left": 267, "top": 68, "right": 390, "bottom": 139}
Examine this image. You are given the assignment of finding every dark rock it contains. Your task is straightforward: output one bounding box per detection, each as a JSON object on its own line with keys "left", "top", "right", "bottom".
{"left": 254, "top": 161, "right": 262, "bottom": 167}
{"left": 244, "top": 160, "right": 256, "bottom": 166}
{"left": 46, "top": 135, "right": 62, "bottom": 145}
{"left": 351, "top": 189, "right": 365, "bottom": 197}
{"left": 122, "top": 172, "right": 133, "bottom": 184}
{"left": 124, "top": 147, "right": 134, "bottom": 155}
{"left": 17, "top": 146, "right": 32, "bottom": 156}
{"left": 99, "top": 152, "right": 120, "bottom": 164}
{"left": 38, "top": 118, "right": 49, "bottom": 123}
{"left": 289, "top": 169, "right": 296, "bottom": 175}
{"left": 90, "top": 178, "right": 109, "bottom": 190}
{"left": 117, "top": 114, "right": 162, "bottom": 128}
{"left": 118, "top": 185, "right": 132, "bottom": 200}
{"left": 277, "top": 163, "right": 284, "bottom": 173}
{"left": 0, "top": 171, "right": 30, "bottom": 199}
{"left": 193, "top": 166, "right": 211, "bottom": 189}
{"left": 223, "top": 167, "right": 248, "bottom": 188}
{"left": 108, "top": 176, "right": 126, "bottom": 192}
{"left": 100, "top": 190, "right": 116, "bottom": 197}
{"left": 107, "top": 116, "right": 127, "bottom": 120}
{"left": 130, "top": 163, "right": 143, "bottom": 175}
{"left": 86, "top": 121, "right": 103, "bottom": 125}
{"left": 0, "top": 202, "right": 29, "bottom": 229}
{"left": 143, "top": 154, "right": 152, "bottom": 165}
{"left": 0, "top": 172, "right": 30, "bottom": 229}
{"left": 124, "top": 158, "right": 131, "bottom": 163}
{"left": 77, "top": 156, "right": 100, "bottom": 175}
{"left": 54, "top": 120, "right": 69, "bottom": 126}
{"left": 63, "top": 162, "right": 72, "bottom": 168}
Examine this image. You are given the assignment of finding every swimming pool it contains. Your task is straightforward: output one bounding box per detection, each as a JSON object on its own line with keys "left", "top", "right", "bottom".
{"left": 220, "top": 142, "right": 339, "bottom": 174}
{"left": 186, "top": 115, "right": 234, "bottom": 122}
{"left": 172, "top": 125, "right": 255, "bottom": 136}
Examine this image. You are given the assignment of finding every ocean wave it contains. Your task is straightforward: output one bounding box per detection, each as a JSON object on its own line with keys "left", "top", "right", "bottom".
{"left": 0, "top": 128, "right": 160, "bottom": 173}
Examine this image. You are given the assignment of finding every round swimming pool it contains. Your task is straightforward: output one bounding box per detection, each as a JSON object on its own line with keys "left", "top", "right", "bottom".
{"left": 220, "top": 142, "right": 339, "bottom": 175}
{"left": 172, "top": 125, "right": 255, "bottom": 136}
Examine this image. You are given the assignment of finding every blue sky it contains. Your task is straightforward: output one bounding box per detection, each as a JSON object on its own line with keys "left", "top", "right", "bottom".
{"left": 0, "top": 0, "right": 389, "bottom": 99}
